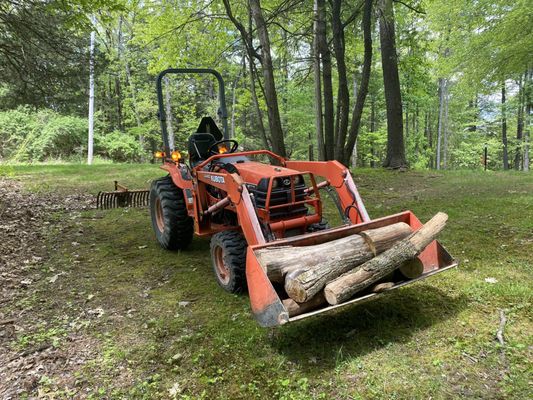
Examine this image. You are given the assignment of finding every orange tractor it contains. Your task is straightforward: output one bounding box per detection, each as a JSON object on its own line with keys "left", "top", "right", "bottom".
{"left": 144, "top": 68, "right": 456, "bottom": 327}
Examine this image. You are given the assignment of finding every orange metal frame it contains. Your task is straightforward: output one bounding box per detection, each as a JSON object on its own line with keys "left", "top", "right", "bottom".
{"left": 160, "top": 152, "right": 371, "bottom": 243}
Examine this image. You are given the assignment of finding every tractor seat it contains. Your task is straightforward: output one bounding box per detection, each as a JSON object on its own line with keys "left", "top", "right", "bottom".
{"left": 188, "top": 132, "right": 216, "bottom": 165}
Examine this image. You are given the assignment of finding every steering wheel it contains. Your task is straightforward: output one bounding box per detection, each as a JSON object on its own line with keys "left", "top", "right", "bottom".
{"left": 208, "top": 139, "right": 239, "bottom": 156}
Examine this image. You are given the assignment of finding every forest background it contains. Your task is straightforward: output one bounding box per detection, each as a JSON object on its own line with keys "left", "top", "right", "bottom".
{"left": 0, "top": 0, "right": 531, "bottom": 171}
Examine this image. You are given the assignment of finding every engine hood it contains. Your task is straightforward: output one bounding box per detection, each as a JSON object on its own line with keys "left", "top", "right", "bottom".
{"left": 233, "top": 161, "right": 302, "bottom": 185}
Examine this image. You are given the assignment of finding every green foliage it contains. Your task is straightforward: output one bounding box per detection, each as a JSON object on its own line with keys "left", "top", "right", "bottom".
{"left": 1, "top": 0, "right": 531, "bottom": 169}
{"left": 97, "top": 129, "right": 143, "bottom": 162}
{"left": 0, "top": 107, "right": 87, "bottom": 162}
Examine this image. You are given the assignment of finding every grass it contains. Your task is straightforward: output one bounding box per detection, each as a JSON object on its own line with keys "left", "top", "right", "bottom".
{"left": 1, "top": 163, "right": 532, "bottom": 399}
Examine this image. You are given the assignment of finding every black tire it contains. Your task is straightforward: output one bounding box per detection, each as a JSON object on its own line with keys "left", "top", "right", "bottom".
{"left": 307, "top": 218, "right": 330, "bottom": 232}
{"left": 210, "top": 231, "right": 247, "bottom": 293}
{"left": 150, "top": 176, "right": 193, "bottom": 250}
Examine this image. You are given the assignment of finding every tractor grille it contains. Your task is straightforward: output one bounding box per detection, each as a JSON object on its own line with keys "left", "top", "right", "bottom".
{"left": 252, "top": 176, "right": 307, "bottom": 219}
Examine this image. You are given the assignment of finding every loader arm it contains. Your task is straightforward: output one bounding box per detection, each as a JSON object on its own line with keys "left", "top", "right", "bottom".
{"left": 285, "top": 160, "right": 370, "bottom": 224}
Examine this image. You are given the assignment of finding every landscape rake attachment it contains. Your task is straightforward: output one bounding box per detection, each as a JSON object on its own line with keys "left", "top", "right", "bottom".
{"left": 96, "top": 181, "right": 149, "bottom": 210}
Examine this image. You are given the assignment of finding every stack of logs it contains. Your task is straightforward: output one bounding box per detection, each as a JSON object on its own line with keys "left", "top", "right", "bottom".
{"left": 256, "top": 212, "right": 448, "bottom": 317}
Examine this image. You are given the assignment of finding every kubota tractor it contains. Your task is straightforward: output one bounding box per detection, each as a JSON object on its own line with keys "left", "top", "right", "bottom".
{"left": 147, "top": 68, "right": 456, "bottom": 327}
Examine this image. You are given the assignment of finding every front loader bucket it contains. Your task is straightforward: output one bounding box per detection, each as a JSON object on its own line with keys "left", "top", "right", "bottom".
{"left": 96, "top": 181, "right": 150, "bottom": 210}
{"left": 246, "top": 211, "right": 457, "bottom": 327}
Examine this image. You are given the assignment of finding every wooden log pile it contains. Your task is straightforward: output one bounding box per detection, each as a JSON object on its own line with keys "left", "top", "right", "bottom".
{"left": 255, "top": 213, "right": 448, "bottom": 317}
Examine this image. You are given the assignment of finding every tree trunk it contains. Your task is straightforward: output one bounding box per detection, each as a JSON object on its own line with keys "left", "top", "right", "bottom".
{"left": 370, "top": 95, "right": 376, "bottom": 168}
{"left": 316, "top": 0, "right": 335, "bottom": 160}
{"left": 345, "top": 0, "right": 373, "bottom": 166}
{"left": 324, "top": 212, "right": 447, "bottom": 305}
{"left": 312, "top": 1, "right": 325, "bottom": 161}
{"left": 164, "top": 76, "right": 175, "bottom": 150}
{"left": 436, "top": 78, "right": 445, "bottom": 170}
{"left": 249, "top": 0, "right": 286, "bottom": 157}
{"left": 230, "top": 74, "right": 239, "bottom": 138}
{"left": 426, "top": 111, "right": 433, "bottom": 169}
{"left": 222, "top": 0, "right": 269, "bottom": 150}
{"left": 515, "top": 74, "right": 524, "bottom": 170}
{"left": 378, "top": 0, "right": 407, "bottom": 169}
{"left": 275, "top": 223, "right": 412, "bottom": 302}
{"left": 502, "top": 81, "right": 509, "bottom": 170}
{"left": 405, "top": 106, "right": 409, "bottom": 138}
{"left": 331, "top": 0, "right": 350, "bottom": 162}
{"left": 443, "top": 80, "right": 449, "bottom": 169}
{"left": 87, "top": 16, "right": 96, "bottom": 165}
{"left": 525, "top": 69, "right": 531, "bottom": 172}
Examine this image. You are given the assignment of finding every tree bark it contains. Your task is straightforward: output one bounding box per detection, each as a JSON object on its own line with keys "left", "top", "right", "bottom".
{"left": 378, "top": 0, "right": 407, "bottom": 169}
{"left": 282, "top": 293, "right": 326, "bottom": 317}
{"left": 515, "top": 73, "right": 524, "bottom": 170}
{"left": 256, "top": 223, "right": 412, "bottom": 288}
{"left": 359, "top": 222, "right": 411, "bottom": 255}
{"left": 443, "top": 80, "right": 449, "bottom": 169}
{"left": 370, "top": 282, "right": 394, "bottom": 292}
{"left": 164, "top": 76, "right": 174, "bottom": 150}
{"left": 502, "top": 81, "right": 509, "bottom": 170}
{"left": 436, "top": 78, "right": 445, "bottom": 170}
{"left": 316, "top": 0, "right": 335, "bottom": 160}
{"left": 87, "top": 16, "right": 96, "bottom": 165}
{"left": 324, "top": 212, "right": 447, "bottom": 305}
{"left": 524, "top": 69, "right": 531, "bottom": 172}
{"left": 425, "top": 110, "right": 433, "bottom": 169}
{"left": 280, "top": 223, "right": 413, "bottom": 302}
{"left": 249, "top": 0, "right": 286, "bottom": 157}
{"left": 345, "top": 0, "right": 373, "bottom": 166}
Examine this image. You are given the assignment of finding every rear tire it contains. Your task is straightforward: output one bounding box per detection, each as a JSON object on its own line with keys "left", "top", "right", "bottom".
{"left": 150, "top": 176, "right": 193, "bottom": 250}
{"left": 210, "top": 231, "right": 247, "bottom": 293}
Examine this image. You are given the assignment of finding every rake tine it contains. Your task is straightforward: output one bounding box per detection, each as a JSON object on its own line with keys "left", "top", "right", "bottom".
{"left": 95, "top": 183, "right": 150, "bottom": 210}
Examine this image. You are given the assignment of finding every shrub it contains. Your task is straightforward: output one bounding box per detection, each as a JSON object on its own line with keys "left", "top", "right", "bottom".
{"left": 0, "top": 107, "right": 87, "bottom": 162}
{"left": 97, "top": 130, "right": 142, "bottom": 162}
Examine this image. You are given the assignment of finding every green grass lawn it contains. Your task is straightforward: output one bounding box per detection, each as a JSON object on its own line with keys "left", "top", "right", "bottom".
{"left": 1, "top": 163, "right": 532, "bottom": 399}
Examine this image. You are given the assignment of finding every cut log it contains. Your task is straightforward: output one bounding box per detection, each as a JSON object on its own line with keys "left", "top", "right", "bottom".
{"left": 256, "top": 222, "right": 411, "bottom": 283}
{"left": 360, "top": 222, "right": 412, "bottom": 255}
{"left": 398, "top": 257, "right": 424, "bottom": 279}
{"left": 324, "top": 212, "right": 448, "bottom": 305}
{"left": 256, "top": 235, "right": 370, "bottom": 283}
{"left": 370, "top": 282, "right": 394, "bottom": 293}
{"left": 281, "top": 223, "right": 413, "bottom": 302}
{"left": 282, "top": 292, "right": 326, "bottom": 317}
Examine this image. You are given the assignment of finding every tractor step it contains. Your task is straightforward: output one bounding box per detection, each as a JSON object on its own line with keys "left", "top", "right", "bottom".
{"left": 96, "top": 181, "right": 150, "bottom": 209}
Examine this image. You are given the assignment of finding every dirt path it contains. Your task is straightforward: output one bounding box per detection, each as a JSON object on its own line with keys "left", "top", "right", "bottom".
{"left": 0, "top": 179, "right": 94, "bottom": 398}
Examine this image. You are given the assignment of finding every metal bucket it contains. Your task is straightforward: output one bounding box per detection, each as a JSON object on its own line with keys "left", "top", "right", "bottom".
{"left": 246, "top": 210, "right": 457, "bottom": 327}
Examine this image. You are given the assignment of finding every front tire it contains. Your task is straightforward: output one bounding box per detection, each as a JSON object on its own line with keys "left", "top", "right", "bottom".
{"left": 210, "top": 231, "right": 247, "bottom": 293}
{"left": 150, "top": 176, "right": 193, "bottom": 250}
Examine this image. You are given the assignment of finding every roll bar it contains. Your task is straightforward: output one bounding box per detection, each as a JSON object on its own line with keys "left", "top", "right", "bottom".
{"left": 156, "top": 68, "right": 229, "bottom": 155}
